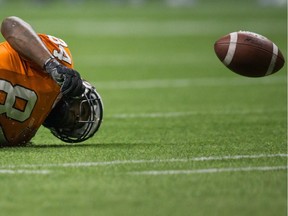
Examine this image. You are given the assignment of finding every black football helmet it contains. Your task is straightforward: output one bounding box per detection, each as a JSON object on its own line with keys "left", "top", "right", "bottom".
{"left": 43, "top": 80, "right": 103, "bottom": 143}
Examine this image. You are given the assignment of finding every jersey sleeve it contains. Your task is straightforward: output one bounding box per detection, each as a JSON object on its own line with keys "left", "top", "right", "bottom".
{"left": 38, "top": 34, "right": 74, "bottom": 69}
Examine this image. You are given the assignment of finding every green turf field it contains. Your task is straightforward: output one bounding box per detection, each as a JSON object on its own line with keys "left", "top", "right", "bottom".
{"left": 0, "top": 1, "right": 287, "bottom": 216}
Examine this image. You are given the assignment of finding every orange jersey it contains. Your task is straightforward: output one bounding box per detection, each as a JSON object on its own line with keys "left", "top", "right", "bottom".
{"left": 0, "top": 34, "right": 74, "bottom": 145}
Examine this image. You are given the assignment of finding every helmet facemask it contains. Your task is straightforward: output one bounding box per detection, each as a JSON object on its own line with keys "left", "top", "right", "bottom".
{"left": 44, "top": 81, "right": 103, "bottom": 143}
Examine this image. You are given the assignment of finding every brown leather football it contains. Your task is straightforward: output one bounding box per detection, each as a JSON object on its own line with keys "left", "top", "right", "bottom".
{"left": 214, "top": 31, "right": 285, "bottom": 77}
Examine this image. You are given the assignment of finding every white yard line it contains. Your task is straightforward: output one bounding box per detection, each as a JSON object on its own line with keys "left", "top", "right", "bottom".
{"left": 93, "top": 76, "right": 285, "bottom": 90}
{"left": 1, "top": 153, "right": 287, "bottom": 169}
{"left": 129, "top": 166, "right": 288, "bottom": 176}
{"left": 32, "top": 19, "right": 241, "bottom": 37}
{"left": 0, "top": 169, "right": 51, "bottom": 175}
{"left": 108, "top": 108, "right": 285, "bottom": 119}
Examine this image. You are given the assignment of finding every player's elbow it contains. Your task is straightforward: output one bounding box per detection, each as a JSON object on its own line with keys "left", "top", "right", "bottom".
{"left": 1, "top": 16, "right": 22, "bottom": 39}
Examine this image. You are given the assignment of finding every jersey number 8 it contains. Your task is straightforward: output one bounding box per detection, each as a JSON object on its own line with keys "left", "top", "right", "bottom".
{"left": 0, "top": 80, "right": 37, "bottom": 122}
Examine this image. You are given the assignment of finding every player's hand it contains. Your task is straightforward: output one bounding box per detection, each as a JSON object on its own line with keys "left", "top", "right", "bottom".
{"left": 44, "top": 58, "right": 85, "bottom": 97}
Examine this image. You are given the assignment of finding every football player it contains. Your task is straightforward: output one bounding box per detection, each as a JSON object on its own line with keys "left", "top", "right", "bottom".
{"left": 0, "top": 16, "right": 103, "bottom": 146}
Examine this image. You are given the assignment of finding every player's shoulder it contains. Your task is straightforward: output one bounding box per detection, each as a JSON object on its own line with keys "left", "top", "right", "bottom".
{"left": 38, "top": 34, "right": 74, "bottom": 68}
{"left": 38, "top": 34, "right": 69, "bottom": 48}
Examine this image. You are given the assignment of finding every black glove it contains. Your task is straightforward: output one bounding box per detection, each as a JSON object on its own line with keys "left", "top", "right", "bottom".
{"left": 44, "top": 58, "right": 85, "bottom": 97}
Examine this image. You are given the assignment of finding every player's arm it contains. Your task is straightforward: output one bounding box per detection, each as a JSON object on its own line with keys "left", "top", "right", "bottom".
{"left": 1, "top": 16, "right": 52, "bottom": 68}
{"left": 1, "top": 16, "right": 84, "bottom": 97}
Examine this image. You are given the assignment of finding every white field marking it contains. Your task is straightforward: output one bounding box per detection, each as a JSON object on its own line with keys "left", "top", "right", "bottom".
{"left": 223, "top": 32, "right": 238, "bottom": 66}
{"left": 92, "top": 76, "right": 285, "bottom": 90}
{"left": 80, "top": 53, "right": 202, "bottom": 66}
{"left": 108, "top": 108, "right": 285, "bottom": 119}
{"left": 0, "top": 169, "right": 50, "bottom": 175}
{"left": 31, "top": 19, "right": 285, "bottom": 37}
{"left": 1, "top": 154, "right": 287, "bottom": 169}
{"left": 32, "top": 19, "right": 233, "bottom": 37}
{"left": 129, "top": 166, "right": 288, "bottom": 176}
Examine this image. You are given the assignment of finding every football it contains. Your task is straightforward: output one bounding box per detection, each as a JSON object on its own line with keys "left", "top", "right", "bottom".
{"left": 214, "top": 31, "right": 285, "bottom": 77}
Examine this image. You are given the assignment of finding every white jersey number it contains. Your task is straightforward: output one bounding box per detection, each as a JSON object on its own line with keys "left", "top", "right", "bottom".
{"left": 47, "top": 35, "right": 72, "bottom": 65}
{"left": 0, "top": 80, "right": 37, "bottom": 122}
